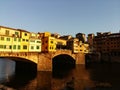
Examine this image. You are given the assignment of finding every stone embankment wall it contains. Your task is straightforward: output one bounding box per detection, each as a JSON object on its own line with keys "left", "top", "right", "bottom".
{"left": 85, "top": 53, "right": 101, "bottom": 63}
{"left": 101, "top": 54, "right": 120, "bottom": 63}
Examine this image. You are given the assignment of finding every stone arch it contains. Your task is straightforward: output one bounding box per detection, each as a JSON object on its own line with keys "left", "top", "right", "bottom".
{"left": 52, "top": 54, "right": 76, "bottom": 70}
{"left": 0, "top": 56, "right": 37, "bottom": 73}
{"left": 0, "top": 52, "right": 38, "bottom": 64}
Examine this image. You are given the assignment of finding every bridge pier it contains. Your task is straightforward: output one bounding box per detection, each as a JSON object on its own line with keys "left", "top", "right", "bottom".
{"left": 37, "top": 52, "right": 85, "bottom": 72}
{"left": 75, "top": 53, "right": 85, "bottom": 65}
{"left": 37, "top": 53, "right": 52, "bottom": 71}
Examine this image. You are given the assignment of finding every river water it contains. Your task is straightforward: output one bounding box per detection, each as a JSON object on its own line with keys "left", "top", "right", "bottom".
{"left": 0, "top": 58, "right": 120, "bottom": 90}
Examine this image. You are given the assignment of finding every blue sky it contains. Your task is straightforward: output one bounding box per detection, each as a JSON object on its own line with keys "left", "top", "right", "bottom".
{"left": 0, "top": 0, "right": 120, "bottom": 36}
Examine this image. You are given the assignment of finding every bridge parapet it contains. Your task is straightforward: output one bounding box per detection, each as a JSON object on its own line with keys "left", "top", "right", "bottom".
{"left": 0, "top": 52, "right": 38, "bottom": 63}
{"left": 53, "top": 49, "right": 73, "bottom": 58}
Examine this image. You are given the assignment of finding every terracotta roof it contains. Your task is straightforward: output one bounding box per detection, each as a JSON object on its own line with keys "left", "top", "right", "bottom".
{"left": 17, "top": 29, "right": 30, "bottom": 33}
{"left": 0, "top": 25, "right": 17, "bottom": 30}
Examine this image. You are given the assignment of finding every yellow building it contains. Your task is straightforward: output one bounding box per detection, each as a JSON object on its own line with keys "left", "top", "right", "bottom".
{"left": 0, "top": 26, "right": 20, "bottom": 37}
{"left": 79, "top": 41, "right": 89, "bottom": 53}
{"left": 29, "top": 32, "right": 42, "bottom": 52}
{"left": 0, "top": 26, "right": 21, "bottom": 52}
{"left": 67, "top": 38, "right": 79, "bottom": 53}
{"left": 17, "top": 29, "right": 30, "bottom": 52}
{"left": 0, "top": 36, "right": 12, "bottom": 52}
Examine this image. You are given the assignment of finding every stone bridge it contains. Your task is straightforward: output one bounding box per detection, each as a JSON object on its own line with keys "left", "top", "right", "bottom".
{"left": 0, "top": 50, "right": 85, "bottom": 71}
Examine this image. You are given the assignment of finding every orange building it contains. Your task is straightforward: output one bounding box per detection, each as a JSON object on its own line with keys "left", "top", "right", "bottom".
{"left": 38, "top": 32, "right": 56, "bottom": 52}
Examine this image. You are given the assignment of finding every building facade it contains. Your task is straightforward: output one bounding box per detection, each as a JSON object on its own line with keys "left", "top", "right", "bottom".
{"left": 18, "top": 29, "right": 30, "bottom": 52}
{"left": 79, "top": 41, "right": 89, "bottom": 53}
{"left": 55, "top": 38, "right": 67, "bottom": 49}
{"left": 0, "top": 26, "right": 21, "bottom": 52}
{"left": 29, "top": 32, "right": 42, "bottom": 52}
{"left": 67, "top": 38, "right": 79, "bottom": 53}
{"left": 76, "top": 33, "right": 86, "bottom": 43}
{"left": 87, "top": 33, "right": 95, "bottom": 52}
{"left": 38, "top": 32, "right": 56, "bottom": 52}
{"left": 93, "top": 32, "right": 120, "bottom": 55}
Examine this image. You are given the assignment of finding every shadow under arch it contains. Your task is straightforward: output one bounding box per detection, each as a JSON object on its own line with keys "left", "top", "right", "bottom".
{"left": 0, "top": 57, "right": 37, "bottom": 74}
{"left": 0, "top": 57, "right": 37, "bottom": 89}
{"left": 52, "top": 54, "right": 76, "bottom": 78}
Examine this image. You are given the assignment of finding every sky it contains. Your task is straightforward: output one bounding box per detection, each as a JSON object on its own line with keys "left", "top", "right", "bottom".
{"left": 0, "top": 0, "right": 120, "bottom": 36}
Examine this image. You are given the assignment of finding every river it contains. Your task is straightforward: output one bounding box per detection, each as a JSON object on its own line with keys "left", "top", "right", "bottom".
{"left": 0, "top": 58, "right": 120, "bottom": 90}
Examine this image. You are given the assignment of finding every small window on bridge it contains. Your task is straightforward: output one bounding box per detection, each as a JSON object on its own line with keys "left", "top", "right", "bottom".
{"left": 5, "top": 30, "right": 9, "bottom": 35}
{"left": 51, "top": 41, "right": 53, "bottom": 43}
{"left": 6, "top": 38, "right": 10, "bottom": 41}
{"left": 26, "top": 39, "right": 29, "bottom": 42}
{"left": 18, "top": 45, "right": 21, "bottom": 49}
{"left": 23, "top": 45, "right": 27, "bottom": 49}
{"left": 14, "top": 38, "right": 17, "bottom": 41}
{"left": 51, "top": 47, "right": 53, "bottom": 49}
{"left": 15, "top": 32, "right": 19, "bottom": 35}
{"left": 22, "top": 39, "right": 25, "bottom": 41}
{"left": 4, "top": 45, "right": 6, "bottom": 49}
{"left": 36, "top": 41, "right": 41, "bottom": 43}
{"left": 1, "top": 37, "right": 4, "bottom": 40}
{"left": 24, "top": 33, "right": 27, "bottom": 36}
{"left": 13, "top": 45, "right": 16, "bottom": 49}
{"left": 36, "top": 46, "right": 39, "bottom": 49}
{"left": 30, "top": 40, "right": 35, "bottom": 42}
{"left": 9, "top": 45, "right": 12, "bottom": 49}
{"left": 31, "top": 46, "right": 34, "bottom": 49}
{"left": 0, "top": 45, "right": 3, "bottom": 48}
{"left": 18, "top": 38, "right": 21, "bottom": 42}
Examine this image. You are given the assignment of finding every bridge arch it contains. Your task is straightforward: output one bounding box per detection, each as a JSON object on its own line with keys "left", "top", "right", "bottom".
{"left": 0, "top": 56, "right": 36, "bottom": 64}
{"left": 0, "top": 56, "right": 37, "bottom": 73}
{"left": 52, "top": 54, "right": 76, "bottom": 70}
{"left": 0, "top": 52, "right": 38, "bottom": 64}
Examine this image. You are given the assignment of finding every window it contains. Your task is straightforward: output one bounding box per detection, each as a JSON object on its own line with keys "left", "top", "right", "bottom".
{"left": 36, "top": 46, "right": 39, "bottom": 49}
{"left": 46, "top": 41, "right": 48, "bottom": 43}
{"left": 18, "top": 38, "right": 21, "bottom": 42}
{"left": 15, "top": 32, "right": 19, "bottom": 35}
{"left": 23, "top": 45, "right": 27, "bottom": 49}
{"left": 30, "top": 40, "right": 35, "bottom": 42}
{"left": 22, "top": 39, "right": 25, "bottom": 41}
{"left": 18, "top": 45, "right": 20, "bottom": 49}
{"left": 26, "top": 39, "right": 29, "bottom": 42}
{"left": 4, "top": 45, "right": 6, "bottom": 49}
{"left": 51, "top": 41, "right": 53, "bottom": 43}
{"left": 24, "top": 33, "right": 27, "bottom": 36}
{"left": 1, "top": 37, "right": 4, "bottom": 40}
{"left": 13, "top": 45, "right": 16, "bottom": 49}
{"left": 31, "top": 46, "right": 34, "bottom": 49}
{"left": 9, "top": 45, "right": 12, "bottom": 49}
{"left": 14, "top": 38, "right": 17, "bottom": 41}
{"left": 6, "top": 38, "right": 10, "bottom": 41}
{"left": 5, "top": 30, "right": 9, "bottom": 35}
{"left": 37, "top": 41, "right": 41, "bottom": 43}
{"left": 0, "top": 45, "right": 3, "bottom": 48}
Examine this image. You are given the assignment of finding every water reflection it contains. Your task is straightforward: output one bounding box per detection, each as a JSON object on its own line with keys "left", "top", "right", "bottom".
{"left": 1, "top": 59, "right": 120, "bottom": 90}
{"left": 0, "top": 58, "right": 15, "bottom": 83}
